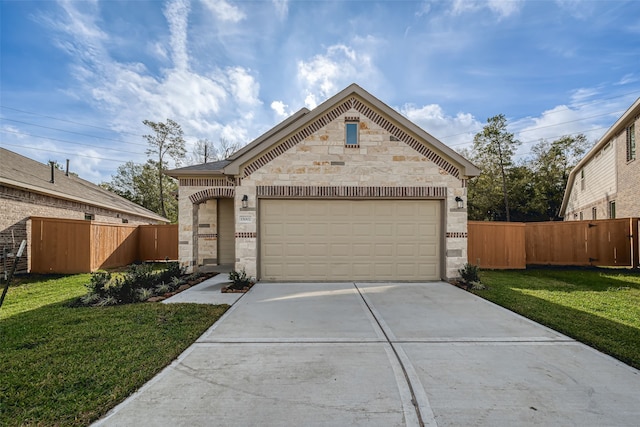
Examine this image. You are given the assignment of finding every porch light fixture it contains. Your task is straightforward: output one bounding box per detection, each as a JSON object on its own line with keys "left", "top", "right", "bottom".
{"left": 241, "top": 194, "right": 249, "bottom": 208}
{"left": 455, "top": 196, "right": 464, "bottom": 209}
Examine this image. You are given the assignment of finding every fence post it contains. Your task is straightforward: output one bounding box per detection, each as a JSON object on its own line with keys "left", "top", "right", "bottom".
{"left": 631, "top": 218, "right": 639, "bottom": 269}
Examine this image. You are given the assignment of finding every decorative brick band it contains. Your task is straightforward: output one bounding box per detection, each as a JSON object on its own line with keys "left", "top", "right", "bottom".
{"left": 242, "top": 96, "right": 460, "bottom": 179}
{"left": 446, "top": 232, "right": 468, "bottom": 238}
{"left": 189, "top": 187, "right": 235, "bottom": 204}
{"left": 235, "top": 232, "right": 257, "bottom": 238}
{"left": 180, "top": 178, "right": 235, "bottom": 187}
{"left": 257, "top": 186, "right": 447, "bottom": 198}
{"left": 197, "top": 233, "right": 218, "bottom": 239}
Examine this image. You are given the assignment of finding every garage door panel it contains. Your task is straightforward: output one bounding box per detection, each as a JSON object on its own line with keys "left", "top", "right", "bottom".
{"left": 374, "top": 243, "right": 394, "bottom": 256}
{"left": 331, "top": 223, "right": 350, "bottom": 236}
{"left": 396, "top": 243, "right": 417, "bottom": 256}
{"left": 374, "top": 223, "right": 393, "bottom": 236}
{"left": 352, "top": 243, "right": 372, "bottom": 256}
{"left": 307, "top": 243, "right": 328, "bottom": 256}
{"left": 352, "top": 223, "right": 372, "bottom": 236}
{"left": 330, "top": 243, "right": 350, "bottom": 257}
{"left": 284, "top": 243, "right": 306, "bottom": 256}
{"left": 260, "top": 199, "right": 440, "bottom": 281}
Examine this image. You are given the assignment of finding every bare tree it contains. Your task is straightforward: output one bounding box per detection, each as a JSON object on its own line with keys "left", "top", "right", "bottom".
{"left": 187, "top": 137, "right": 240, "bottom": 165}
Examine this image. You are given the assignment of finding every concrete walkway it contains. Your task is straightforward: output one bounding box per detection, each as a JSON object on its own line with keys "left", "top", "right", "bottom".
{"left": 95, "top": 282, "right": 640, "bottom": 426}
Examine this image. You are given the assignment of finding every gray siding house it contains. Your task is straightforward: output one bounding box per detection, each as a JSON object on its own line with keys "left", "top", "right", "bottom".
{"left": 561, "top": 98, "right": 640, "bottom": 220}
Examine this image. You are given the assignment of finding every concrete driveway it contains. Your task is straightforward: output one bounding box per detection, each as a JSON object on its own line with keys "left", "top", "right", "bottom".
{"left": 95, "top": 282, "right": 640, "bottom": 426}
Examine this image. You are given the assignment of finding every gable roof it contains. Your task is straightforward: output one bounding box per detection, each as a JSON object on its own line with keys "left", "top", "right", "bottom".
{"left": 0, "top": 147, "right": 169, "bottom": 223}
{"left": 560, "top": 97, "right": 640, "bottom": 217}
{"left": 168, "top": 84, "right": 480, "bottom": 179}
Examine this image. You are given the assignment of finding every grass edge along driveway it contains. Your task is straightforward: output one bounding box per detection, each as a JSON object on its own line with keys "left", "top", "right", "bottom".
{"left": 474, "top": 268, "right": 640, "bottom": 370}
{"left": 0, "top": 274, "right": 228, "bottom": 427}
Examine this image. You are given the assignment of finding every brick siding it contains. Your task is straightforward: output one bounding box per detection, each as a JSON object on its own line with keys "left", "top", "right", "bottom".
{"left": 1, "top": 185, "right": 159, "bottom": 274}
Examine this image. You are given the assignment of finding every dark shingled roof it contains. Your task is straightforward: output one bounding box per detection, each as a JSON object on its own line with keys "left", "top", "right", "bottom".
{"left": 0, "top": 147, "right": 168, "bottom": 223}
{"left": 167, "top": 159, "right": 230, "bottom": 174}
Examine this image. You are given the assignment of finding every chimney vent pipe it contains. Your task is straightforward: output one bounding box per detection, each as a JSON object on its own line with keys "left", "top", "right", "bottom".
{"left": 49, "top": 161, "right": 55, "bottom": 184}
{"left": 65, "top": 159, "right": 69, "bottom": 176}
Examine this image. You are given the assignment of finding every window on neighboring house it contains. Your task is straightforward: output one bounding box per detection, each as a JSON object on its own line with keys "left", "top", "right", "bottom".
{"left": 609, "top": 201, "right": 616, "bottom": 219}
{"left": 580, "top": 169, "right": 585, "bottom": 191}
{"left": 84, "top": 213, "right": 95, "bottom": 221}
{"left": 579, "top": 212, "right": 583, "bottom": 220}
{"left": 345, "top": 121, "right": 359, "bottom": 147}
{"left": 627, "top": 123, "right": 636, "bottom": 161}
{"left": 592, "top": 207, "right": 597, "bottom": 220}
{"left": 122, "top": 218, "right": 129, "bottom": 224}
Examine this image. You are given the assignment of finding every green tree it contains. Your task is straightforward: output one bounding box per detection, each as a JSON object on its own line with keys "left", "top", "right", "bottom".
{"left": 529, "top": 134, "right": 590, "bottom": 220}
{"left": 469, "top": 114, "right": 521, "bottom": 221}
{"left": 143, "top": 119, "right": 186, "bottom": 218}
{"left": 101, "top": 160, "right": 179, "bottom": 223}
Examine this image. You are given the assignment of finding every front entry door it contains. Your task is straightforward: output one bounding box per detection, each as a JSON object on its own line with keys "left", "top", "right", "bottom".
{"left": 217, "top": 198, "right": 235, "bottom": 265}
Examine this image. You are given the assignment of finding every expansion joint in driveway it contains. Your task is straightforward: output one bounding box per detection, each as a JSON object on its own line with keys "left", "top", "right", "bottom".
{"left": 353, "top": 283, "right": 436, "bottom": 427}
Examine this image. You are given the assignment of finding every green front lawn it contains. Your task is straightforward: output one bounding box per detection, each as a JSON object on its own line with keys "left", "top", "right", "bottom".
{"left": 0, "top": 274, "right": 228, "bottom": 426}
{"left": 475, "top": 269, "right": 640, "bottom": 369}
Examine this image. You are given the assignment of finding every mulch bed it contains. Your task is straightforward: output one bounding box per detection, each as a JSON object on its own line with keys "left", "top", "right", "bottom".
{"left": 221, "top": 282, "right": 255, "bottom": 293}
{"left": 146, "top": 272, "right": 219, "bottom": 302}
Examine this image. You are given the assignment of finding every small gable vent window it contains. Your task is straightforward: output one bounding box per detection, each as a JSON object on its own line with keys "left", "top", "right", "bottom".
{"left": 345, "top": 118, "right": 359, "bottom": 148}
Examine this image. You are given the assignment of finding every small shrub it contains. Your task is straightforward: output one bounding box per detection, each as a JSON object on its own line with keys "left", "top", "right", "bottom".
{"left": 95, "top": 296, "right": 118, "bottom": 307}
{"left": 169, "top": 276, "right": 184, "bottom": 290}
{"left": 458, "top": 263, "right": 484, "bottom": 290}
{"left": 157, "top": 262, "right": 184, "bottom": 284}
{"left": 228, "top": 268, "right": 252, "bottom": 290}
{"left": 155, "top": 283, "right": 171, "bottom": 295}
{"left": 85, "top": 271, "right": 111, "bottom": 297}
{"left": 135, "top": 288, "right": 154, "bottom": 302}
{"left": 126, "top": 264, "right": 155, "bottom": 288}
{"left": 78, "top": 262, "right": 188, "bottom": 306}
{"left": 459, "top": 262, "right": 480, "bottom": 284}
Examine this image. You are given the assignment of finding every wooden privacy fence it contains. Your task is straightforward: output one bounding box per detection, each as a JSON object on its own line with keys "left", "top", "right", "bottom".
{"left": 468, "top": 219, "right": 639, "bottom": 269}
{"left": 31, "top": 217, "right": 178, "bottom": 274}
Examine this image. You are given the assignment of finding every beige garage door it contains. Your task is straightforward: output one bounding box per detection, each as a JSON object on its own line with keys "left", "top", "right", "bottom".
{"left": 259, "top": 199, "right": 440, "bottom": 281}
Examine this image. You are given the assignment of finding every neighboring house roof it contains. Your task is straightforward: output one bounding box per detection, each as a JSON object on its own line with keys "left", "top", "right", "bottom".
{"left": 560, "top": 97, "right": 640, "bottom": 217}
{"left": 167, "top": 84, "right": 480, "bottom": 179}
{"left": 0, "top": 147, "right": 169, "bottom": 223}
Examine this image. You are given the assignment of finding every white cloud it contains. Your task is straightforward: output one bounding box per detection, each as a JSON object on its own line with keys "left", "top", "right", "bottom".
{"left": 511, "top": 98, "right": 629, "bottom": 156}
{"left": 451, "top": 0, "right": 523, "bottom": 19}
{"left": 225, "top": 66, "right": 261, "bottom": 106}
{"left": 40, "top": 0, "right": 269, "bottom": 176}
{"left": 202, "top": 0, "right": 245, "bottom": 22}
{"left": 554, "top": 0, "right": 595, "bottom": 20}
{"left": 164, "top": 0, "right": 191, "bottom": 70}
{"left": 399, "top": 103, "right": 482, "bottom": 149}
{"left": 272, "top": 0, "right": 289, "bottom": 20}
{"left": 617, "top": 73, "right": 638, "bottom": 85}
{"left": 297, "top": 43, "right": 382, "bottom": 108}
{"left": 270, "top": 100, "right": 290, "bottom": 117}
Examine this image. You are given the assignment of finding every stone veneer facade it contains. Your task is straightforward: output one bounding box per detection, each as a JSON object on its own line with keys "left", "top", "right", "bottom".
{"left": 177, "top": 101, "right": 470, "bottom": 280}
{"left": 1, "top": 185, "right": 160, "bottom": 274}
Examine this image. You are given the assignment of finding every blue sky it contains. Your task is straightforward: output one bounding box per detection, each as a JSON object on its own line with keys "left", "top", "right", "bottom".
{"left": 2, "top": 0, "right": 640, "bottom": 184}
